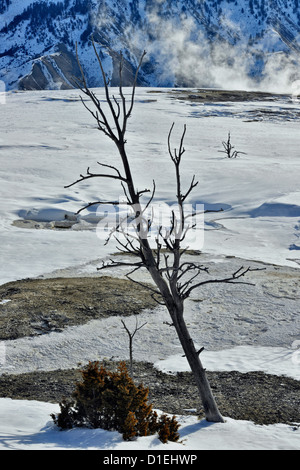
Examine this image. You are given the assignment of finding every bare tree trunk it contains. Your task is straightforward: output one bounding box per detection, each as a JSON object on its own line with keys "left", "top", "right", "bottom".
{"left": 143, "top": 253, "right": 224, "bottom": 422}
{"left": 67, "top": 39, "right": 259, "bottom": 424}
{"left": 170, "top": 304, "right": 224, "bottom": 422}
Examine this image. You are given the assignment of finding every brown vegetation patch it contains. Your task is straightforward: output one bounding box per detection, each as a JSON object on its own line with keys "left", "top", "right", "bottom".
{"left": 167, "top": 88, "right": 288, "bottom": 103}
{"left": 0, "top": 276, "right": 157, "bottom": 340}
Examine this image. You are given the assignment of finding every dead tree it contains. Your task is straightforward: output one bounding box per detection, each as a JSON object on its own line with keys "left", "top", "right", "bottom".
{"left": 66, "top": 38, "right": 258, "bottom": 423}
{"left": 219, "top": 132, "right": 246, "bottom": 158}
{"left": 121, "top": 318, "right": 147, "bottom": 378}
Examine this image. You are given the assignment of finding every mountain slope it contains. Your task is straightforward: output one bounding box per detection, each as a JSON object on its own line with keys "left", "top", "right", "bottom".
{"left": 1, "top": 0, "right": 300, "bottom": 91}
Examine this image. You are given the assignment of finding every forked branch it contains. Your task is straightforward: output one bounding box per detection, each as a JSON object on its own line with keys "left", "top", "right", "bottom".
{"left": 64, "top": 166, "right": 128, "bottom": 189}
{"left": 181, "top": 265, "right": 263, "bottom": 299}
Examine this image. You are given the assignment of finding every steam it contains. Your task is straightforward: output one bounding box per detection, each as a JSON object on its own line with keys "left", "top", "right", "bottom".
{"left": 93, "top": 4, "right": 300, "bottom": 94}
{"left": 146, "top": 13, "right": 255, "bottom": 89}
{"left": 143, "top": 11, "right": 300, "bottom": 93}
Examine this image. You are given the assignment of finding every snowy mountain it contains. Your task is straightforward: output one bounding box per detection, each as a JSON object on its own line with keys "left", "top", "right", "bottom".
{"left": 1, "top": 0, "right": 300, "bottom": 91}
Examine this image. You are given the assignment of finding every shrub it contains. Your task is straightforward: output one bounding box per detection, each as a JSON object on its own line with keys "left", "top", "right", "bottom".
{"left": 123, "top": 411, "right": 138, "bottom": 441}
{"left": 50, "top": 398, "right": 77, "bottom": 430}
{"left": 157, "top": 414, "right": 181, "bottom": 444}
{"left": 51, "top": 361, "right": 180, "bottom": 443}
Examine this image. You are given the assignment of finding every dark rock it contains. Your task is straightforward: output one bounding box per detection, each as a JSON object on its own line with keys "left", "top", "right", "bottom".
{"left": 0, "top": 361, "right": 299, "bottom": 426}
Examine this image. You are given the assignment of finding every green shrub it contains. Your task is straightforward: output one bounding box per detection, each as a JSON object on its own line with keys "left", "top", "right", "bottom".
{"left": 51, "top": 361, "right": 180, "bottom": 443}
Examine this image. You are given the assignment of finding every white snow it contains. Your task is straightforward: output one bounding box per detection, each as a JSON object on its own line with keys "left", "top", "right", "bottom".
{"left": 0, "top": 397, "right": 298, "bottom": 451}
{"left": 0, "top": 87, "right": 299, "bottom": 450}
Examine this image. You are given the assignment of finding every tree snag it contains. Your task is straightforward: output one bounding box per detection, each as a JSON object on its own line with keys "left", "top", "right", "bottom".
{"left": 219, "top": 132, "right": 247, "bottom": 158}
{"left": 121, "top": 318, "right": 147, "bottom": 378}
{"left": 66, "top": 38, "right": 260, "bottom": 423}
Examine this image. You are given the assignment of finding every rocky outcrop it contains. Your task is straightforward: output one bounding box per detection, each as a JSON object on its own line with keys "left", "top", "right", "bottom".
{"left": 18, "top": 44, "right": 81, "bottom": 91}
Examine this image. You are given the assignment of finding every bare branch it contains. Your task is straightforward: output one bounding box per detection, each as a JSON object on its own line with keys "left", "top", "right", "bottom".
{"left": 163, "top": 320, "right": 174, "bottom": 327}
{"left": 142, "top": 180, "right": 156, "bottom": 213}
{"left": 121, "top": 318, "right": 147, "bottom": 337}
{"left": 97, "top": 258, "right": 144, "bottom": 271}
{"left": 181, "top": 175, "right": 199, "bottom": 202}
{"left": 97, "top": 161, "right": 124, "bottom": 179}
{"left": 75, "top": 199, "right": 130, "bottom": 215}
{"left": 64, "top": 166, "right": 128, "bottom": 189}
{"left": 75, "top": 42, "right": 118, "bottom": 142}
{"left": 91, "top": 37, "right": 122, "bottom": 138}
{"left": 104, "top": 217, "right": 141, "bottom": 247}
{"left": 177, "top": 262, "right": 209, "bottom": 281}
{"left": 125, "top": 51, "right": 147, "bottom": 123}
{"left": 182, "top": 266, "right": 264, "bottom": 299}
{"left": 150, "top": 292, "right": 166, "bottom": 306}
{"left": 125, "top": 272, "right": 163, "bottom": 298}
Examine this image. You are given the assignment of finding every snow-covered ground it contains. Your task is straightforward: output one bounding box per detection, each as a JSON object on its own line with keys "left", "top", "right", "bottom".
{"left": 1, "top": 397, "right": 299, "bottom": 451}
{"left": 0, "top": 87, "right": 299, "bottom": 450}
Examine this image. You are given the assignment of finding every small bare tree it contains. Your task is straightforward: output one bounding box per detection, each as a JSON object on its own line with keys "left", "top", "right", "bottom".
{"left": 219, "top": 132, "right": 246, "bottom": 159}
{"left": 66, "top": 38, "right": 258, "bottom": 423}
{"left": 121, "top": 318, "right": 147, "bottom": 378}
